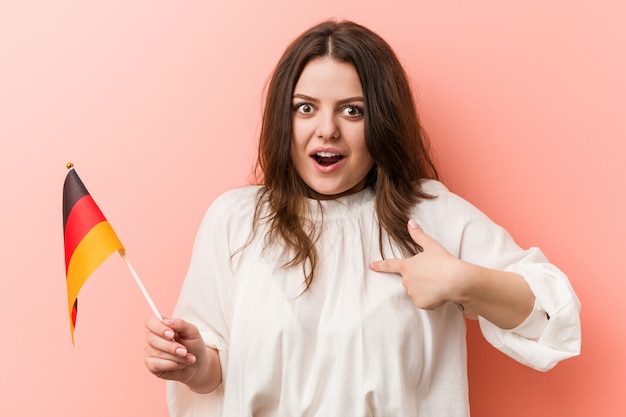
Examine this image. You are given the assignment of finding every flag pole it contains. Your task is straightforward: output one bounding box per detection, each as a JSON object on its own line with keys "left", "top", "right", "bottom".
{"left": 119, "top": 250, "right": 163, "bottom": 321}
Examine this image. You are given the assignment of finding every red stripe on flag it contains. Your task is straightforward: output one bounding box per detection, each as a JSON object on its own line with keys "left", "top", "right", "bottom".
{"left": 71, "top": 299, "right": 78, "bottom": 331}
{"left": 64, "top": 194, "right": 107, "bottom": 271}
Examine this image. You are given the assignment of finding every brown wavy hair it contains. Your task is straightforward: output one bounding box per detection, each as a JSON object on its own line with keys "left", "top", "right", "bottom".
{"left": 252, "top": 20, "right": 438, "bottom": 290}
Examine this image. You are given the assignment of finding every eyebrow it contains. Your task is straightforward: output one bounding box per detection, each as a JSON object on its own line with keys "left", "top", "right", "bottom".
{"left": 292, "top": 93, "right": 365, "bottom": 105}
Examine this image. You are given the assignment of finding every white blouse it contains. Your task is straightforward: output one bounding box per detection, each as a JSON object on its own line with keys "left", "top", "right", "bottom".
{"left": 167, "top": 180, "right": 581, "bottom": 417}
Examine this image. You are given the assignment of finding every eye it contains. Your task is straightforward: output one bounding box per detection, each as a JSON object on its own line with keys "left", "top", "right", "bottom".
{"left": 341, "top": 105, "right": 364, "bottom": 118}
{"left": 294, "top": 102, "right": 315, "bottom": 114}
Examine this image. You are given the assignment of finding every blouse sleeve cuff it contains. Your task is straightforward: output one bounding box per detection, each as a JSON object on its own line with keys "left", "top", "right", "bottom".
{"left": 510, "top": 298, "right": 550, "bottom": 340}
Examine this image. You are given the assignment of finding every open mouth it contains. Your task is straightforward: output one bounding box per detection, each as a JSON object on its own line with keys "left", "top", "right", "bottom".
{"left": 312, "top": 151, "right": 344, "bottom": 166}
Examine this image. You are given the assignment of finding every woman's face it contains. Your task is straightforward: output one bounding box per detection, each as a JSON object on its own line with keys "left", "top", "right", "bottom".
{"left": 290, "top": 58, "right": 374, "bottom": 199}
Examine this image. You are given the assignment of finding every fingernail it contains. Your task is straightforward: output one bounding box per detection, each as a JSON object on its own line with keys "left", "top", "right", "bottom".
{"left": 175, "top": 347, "right": 187, "bottom": 356}
{"left": 164, "top": 330, "right": 175, "bottom": 339}
{"left": 163, "top": 319, "right": 175, "bottom": 326}
{"left": 408, "top": 219, "right": 418, "bottom": 229}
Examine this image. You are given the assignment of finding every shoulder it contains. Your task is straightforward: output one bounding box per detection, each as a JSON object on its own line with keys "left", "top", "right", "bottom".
{"left": 207, "top": 186, "right": 262, "bottom": 215}
{"left": 419, "top": 178, "right": 450, "bottom": 196}
{"left": 197, "top": 185, "right": 262, "bottom": 237}
{"left": 418, "top": 179, "right": 470, "bottom": 212}
{"left": 413, "top": 180, "right": 493, "bottom": 238}
{"left": 417, "top": 179, "right": 480, "bottom": 214}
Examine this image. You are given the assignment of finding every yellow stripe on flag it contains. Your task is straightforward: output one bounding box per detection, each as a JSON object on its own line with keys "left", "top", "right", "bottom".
{"left": 66, "top": 221, "right": 124, "bottom": 333}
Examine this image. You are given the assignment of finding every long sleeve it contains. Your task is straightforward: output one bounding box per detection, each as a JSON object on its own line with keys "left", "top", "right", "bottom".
{"left": 416, "top": 180, "right": 581, "bottom": 371}
{"left": 167, "top": 187, "right": 261, "bottom": 417}
{"left": 478, "top": 253, "right": 581, "bottom": 371}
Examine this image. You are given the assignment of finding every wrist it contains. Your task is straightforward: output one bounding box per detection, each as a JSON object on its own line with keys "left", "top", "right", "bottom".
{"left": 446, "top": 259, "right": 480, "bottom": 305}
{"left": 184, "top": 346, "right": 222, "bottom": 394}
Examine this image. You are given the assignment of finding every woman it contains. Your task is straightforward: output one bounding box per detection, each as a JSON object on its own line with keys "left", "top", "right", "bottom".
{"left": 145, "top": 20, "right": 581, "bottom": 416}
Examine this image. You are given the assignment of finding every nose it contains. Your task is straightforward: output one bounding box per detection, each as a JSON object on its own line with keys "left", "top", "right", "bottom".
{"left": 315, "top": 111, "right": 340, "bottom": 141}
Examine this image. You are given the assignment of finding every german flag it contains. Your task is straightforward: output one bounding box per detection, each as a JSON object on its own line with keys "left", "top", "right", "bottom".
{"left": 63, "top": 164, "right": 124, "bottom": 343}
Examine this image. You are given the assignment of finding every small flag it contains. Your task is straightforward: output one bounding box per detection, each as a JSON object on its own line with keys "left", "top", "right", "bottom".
{"left": 63, "top": 163, "right": 124, "bottom": 343}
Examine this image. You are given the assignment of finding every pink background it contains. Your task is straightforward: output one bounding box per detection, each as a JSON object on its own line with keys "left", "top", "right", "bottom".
{"left": 1, "top": 1, "right": 624, "bottom": 415}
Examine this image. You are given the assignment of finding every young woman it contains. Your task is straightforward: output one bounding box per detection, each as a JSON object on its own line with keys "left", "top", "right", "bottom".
{"left": 145, "top": 20, "right": 581, "bottom": 416}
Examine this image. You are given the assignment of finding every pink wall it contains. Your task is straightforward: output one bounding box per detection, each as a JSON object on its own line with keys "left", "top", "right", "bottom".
{"left": 1, "top": 1, "right": 624, "bottom": 415}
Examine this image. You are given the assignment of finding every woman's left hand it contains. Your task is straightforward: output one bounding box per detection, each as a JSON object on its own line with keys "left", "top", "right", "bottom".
{"left": 370, "top": 219, "right": 468, "bottom": 312}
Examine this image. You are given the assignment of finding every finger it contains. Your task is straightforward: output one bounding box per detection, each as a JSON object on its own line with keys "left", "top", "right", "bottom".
{"left": 145, "top": 351, "right": 196, "bottom": 373}
{"left": 370, "top": 258, "right": 405, "bottom": 274}
{"left": 145, "top": 356, "right": 187, "bottom": 374}
{"left": 145, "top": 343, "right": 197, "bottom": 367}
{"left": 166, "top": 318, "right": 202, "bottom": 341}
{"left": 145, "top": 331, "right": 190, "bottom": 361}
{"left": 407, "top": 218, "right": 426, "bottom": 241}
{"left": 145, "top": 346, "right": 189, "bottom": 366}
{"left": 407, "top": 219, "right": 434, "bottom": 250}
{"left": 145, "top": 316, "right": 176, "bottom": 341}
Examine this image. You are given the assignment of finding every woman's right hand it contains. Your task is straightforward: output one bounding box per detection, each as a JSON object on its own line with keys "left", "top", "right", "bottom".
{"left": 144, "top": 317, "right": 222, "bottom": 393}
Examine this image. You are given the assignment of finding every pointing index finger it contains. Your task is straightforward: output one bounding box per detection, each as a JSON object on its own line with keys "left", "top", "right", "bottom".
{"left": 369, "top": 258, "right": 404, "bottom": 274}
